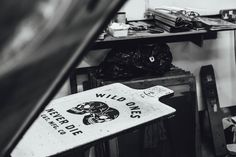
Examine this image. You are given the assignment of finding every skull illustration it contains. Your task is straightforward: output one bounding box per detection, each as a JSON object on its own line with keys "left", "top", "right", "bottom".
{"left": 83, "top": 107, "right": 119, "bottom": 125}
{"left": 67, "top": 101, "right": 119, "bottom": 125}
{"left": 67, "top": 101, "right": 109, "bottom": 115}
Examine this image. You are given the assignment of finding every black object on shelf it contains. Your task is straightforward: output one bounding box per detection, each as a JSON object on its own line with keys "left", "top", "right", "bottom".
{"left": 95, "top": 43, "right": 173, "bottom": 80}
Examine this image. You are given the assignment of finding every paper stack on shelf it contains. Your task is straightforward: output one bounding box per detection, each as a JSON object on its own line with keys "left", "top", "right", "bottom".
{"left": 108, "top": 22, "right": 130, "bottom": 37}
{"left": 198, "top": 17, "right": 236, "bottom": 30}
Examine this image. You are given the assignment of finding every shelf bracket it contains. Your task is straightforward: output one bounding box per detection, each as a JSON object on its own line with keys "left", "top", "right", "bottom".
{"left": 190, "top": 35, "right": 204, "bottom": 47}
{"left": 190, "top": 32, "right": 218, "bottom": 47}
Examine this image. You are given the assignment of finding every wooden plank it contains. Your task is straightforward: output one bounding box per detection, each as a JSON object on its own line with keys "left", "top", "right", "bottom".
{"left": 200, "top": 65, "right": 228, "bottom": 156}
{"left": 93, "top": 29, "right": 218, "bottom": 49}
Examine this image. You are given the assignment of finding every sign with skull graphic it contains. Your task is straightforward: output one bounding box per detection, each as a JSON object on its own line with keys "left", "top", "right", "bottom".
{"left": 12, "top": 83, "right": 175, "bottom": 157}
{"left": 67, "top": 101, "right": 119, "bottom": 125}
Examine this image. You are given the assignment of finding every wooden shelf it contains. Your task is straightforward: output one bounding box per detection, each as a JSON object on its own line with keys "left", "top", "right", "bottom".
{"left": 93, "top": 29, "right": 218, "bottom": 49}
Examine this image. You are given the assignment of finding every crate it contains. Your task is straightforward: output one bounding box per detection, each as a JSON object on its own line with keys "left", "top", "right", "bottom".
{"left": 83, "top": 66, "right": 201, "bottom": 157}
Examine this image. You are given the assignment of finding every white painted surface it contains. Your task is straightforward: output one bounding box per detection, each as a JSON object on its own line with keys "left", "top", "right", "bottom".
{"left": 170, "top": 31, "right": 236, "bottom": 109}
{"left": 12, "top": 83, "right": 175, "bottom": 157}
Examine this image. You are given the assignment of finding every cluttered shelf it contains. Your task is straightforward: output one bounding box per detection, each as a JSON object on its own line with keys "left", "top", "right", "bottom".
{"left": 92, "top": 8, "right": 236, "bottom": 49}
{"left": 93, "top": 26, "right": 217, "bottom": 49}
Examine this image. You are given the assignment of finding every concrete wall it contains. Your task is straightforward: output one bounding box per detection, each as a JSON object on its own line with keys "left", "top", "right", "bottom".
{"left": 55, "top": 0, "right": 236, "bottom": 110}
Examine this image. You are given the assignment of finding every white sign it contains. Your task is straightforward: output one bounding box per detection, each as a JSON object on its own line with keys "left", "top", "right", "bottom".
{"left": 12, "top": 83, "right": 175, "bottom": 157}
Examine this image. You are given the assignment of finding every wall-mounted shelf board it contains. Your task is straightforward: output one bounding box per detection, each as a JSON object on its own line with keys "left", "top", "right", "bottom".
{"left": 93, "top": 29, "right": 219, "bottom": 48}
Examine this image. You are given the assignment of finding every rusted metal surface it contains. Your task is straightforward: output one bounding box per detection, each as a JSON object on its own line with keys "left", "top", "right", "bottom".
{"left": 0, "top": 0, "right": 127, "bottom": 156}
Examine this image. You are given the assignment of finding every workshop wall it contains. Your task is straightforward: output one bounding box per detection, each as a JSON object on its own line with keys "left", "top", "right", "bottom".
{"left": 114, "top": 0, "right": 236, "bottom": 110}
{"left": 55, "top": 0, "right": 236, "bottom": 111}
